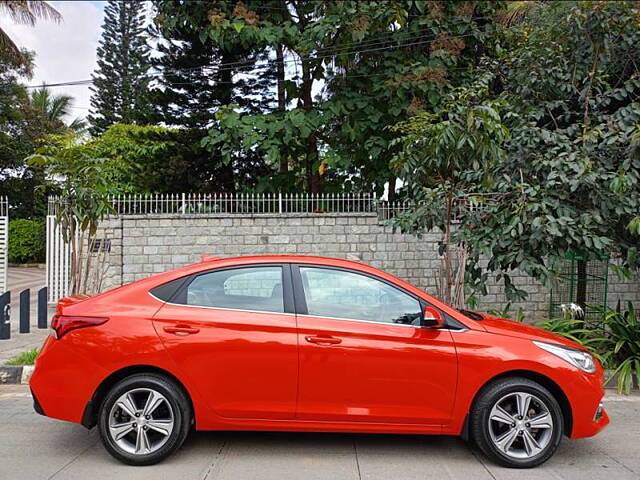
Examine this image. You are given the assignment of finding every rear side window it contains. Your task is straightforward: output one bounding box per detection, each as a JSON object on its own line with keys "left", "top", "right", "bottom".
{"left": 149, "top": 276, "right": 191, "bottom": 302}
{"left": 184, "top": 266, "right": 284, "bottom": 313}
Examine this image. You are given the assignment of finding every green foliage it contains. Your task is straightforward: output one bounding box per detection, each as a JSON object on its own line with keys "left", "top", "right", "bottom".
{"left": 485, "top": 303, "right": 526, "bottom": 323}
{"left": 89, "top": 0, "right": 151, "bottom": 134}
{"left": 4, "top": 348, "right": 39, "bottom": 366}
{"left": 390, "top": 72, "right": 509, "bottom": 305}
{"left": 541, "top": 302, "right": 640, "bottom": 394}
{"left": 7, "top": 219, "right": 45, "bottom": 264}
{"left": 323, "top": 1, "right": 505, "bottom": 196}
{"left": 149, "top": 0, "right": 274, "bottom": 192}
{"left": 390, "top": 1, "right": 640, "bottom": 303}
{"left": 28, "top": 131, "right": 118, "bottom": 238}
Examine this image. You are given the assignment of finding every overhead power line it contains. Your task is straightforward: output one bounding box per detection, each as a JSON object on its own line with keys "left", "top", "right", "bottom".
{"left": 25, "top": 28, "right": 487, "bottom": 89}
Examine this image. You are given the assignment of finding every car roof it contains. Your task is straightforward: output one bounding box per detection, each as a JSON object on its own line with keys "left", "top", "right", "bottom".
{"left": 199, "top": 254, "right": 371, "bottom": 269}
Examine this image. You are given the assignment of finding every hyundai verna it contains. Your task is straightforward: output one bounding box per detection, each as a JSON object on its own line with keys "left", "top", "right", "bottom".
{"left": 30, "top": 255, "right": 608, "bottom": 467}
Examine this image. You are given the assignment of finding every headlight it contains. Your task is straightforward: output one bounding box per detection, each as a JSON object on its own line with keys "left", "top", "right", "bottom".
{"left": 533, "top": 341, "right": 596, "bottom": 373}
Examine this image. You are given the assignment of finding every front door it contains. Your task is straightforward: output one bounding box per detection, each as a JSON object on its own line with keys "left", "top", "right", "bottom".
{"left": 294, "top": 265, "right": 457, "bottom": 425}
{"left": 153, "top": 264, "right": 298, "bottom": 420}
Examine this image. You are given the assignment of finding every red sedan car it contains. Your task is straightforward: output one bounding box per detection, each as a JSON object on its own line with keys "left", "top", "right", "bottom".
{"left": 30, "top": 255, "right": 608, "bottom": 468}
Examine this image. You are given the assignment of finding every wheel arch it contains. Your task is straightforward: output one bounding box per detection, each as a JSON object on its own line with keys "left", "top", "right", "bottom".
{"left": 463, "top": 369, "right": 573, "bottom": 439}
{"left": 81, "top": 364, "right": 195, "bottom": 429}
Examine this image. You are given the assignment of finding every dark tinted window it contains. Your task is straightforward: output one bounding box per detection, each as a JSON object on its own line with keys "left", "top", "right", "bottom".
{"left": 149, "top": 276, "right": 191, "bottom": 302}
{"left": 300, "top": 267, "right": 422, "bottom": 325}
{"left": 185, "top": 266, "right": 284, "bottom": 313}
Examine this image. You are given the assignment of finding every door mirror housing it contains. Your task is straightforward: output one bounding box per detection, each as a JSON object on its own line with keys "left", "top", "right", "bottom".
{"left": 422, "top": 306, "right": 445, "bottom": 328}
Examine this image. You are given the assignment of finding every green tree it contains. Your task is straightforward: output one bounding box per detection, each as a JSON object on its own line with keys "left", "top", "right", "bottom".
{"left": 148, "top": 0, "right": 275, "bottom": 192}
{"left": 27, "top": 86, "right": 86, "bottom": 133}
{"left": 88, "top": 0, "right": 151, "bottom": 135}
{"left": 391, "top": 72, "right": 509, "bottom": 307}
{"left": 28, "top": 132, "right": 124, "bottom": 294}
{"left": 393, "top": 1, "right": 640, "bottom": 306}
{"left": 198, "top": 1, "right": 346, "bottom": 193}
{"left": 324, "top": 1, "right": 505, "bottom": 198}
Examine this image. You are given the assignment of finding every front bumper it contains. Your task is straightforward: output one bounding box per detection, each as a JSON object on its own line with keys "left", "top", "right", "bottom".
{"left": 572, "top": 399, "right": 610, "bottom": 438}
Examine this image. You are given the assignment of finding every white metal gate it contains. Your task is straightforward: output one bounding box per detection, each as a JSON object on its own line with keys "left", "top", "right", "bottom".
{"left": 0, "top": 197, "right": 7, "bottom": 293}
{"left": 46, "top": 215, "right": 71, "bottom": 304}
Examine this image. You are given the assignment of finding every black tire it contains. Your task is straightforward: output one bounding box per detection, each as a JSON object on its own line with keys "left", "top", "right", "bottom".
{"left": 470, "top": 377, "right": 564, "bottom": 468}
{"left": 98, "top": 373, "right": 191, "bottom": 466}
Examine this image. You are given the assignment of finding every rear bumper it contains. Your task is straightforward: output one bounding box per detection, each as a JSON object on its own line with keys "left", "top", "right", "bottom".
{"left": 29, "top": 337, "right": 108, "bottom": 424}
{"left": 31, "top": 387, "right": 44, "bottom": 416}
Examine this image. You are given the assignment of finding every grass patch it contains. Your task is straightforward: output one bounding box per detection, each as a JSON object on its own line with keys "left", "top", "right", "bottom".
{"left": 4, "top": 348, "right": 39, "bottom": 366}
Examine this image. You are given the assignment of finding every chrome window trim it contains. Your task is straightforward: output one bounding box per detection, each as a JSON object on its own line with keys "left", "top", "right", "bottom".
{"left": 148, "top": 291, "right": 293, "bottom": 317}
{"left": 296, "top": 313, "right": 467, "bottom": 332}
{"left": 149, "top": 291, "right": 467, "bottom": 330}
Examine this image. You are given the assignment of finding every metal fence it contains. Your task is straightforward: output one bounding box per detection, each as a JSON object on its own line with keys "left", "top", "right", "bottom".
{"left": 48, "top": 193, "right": 377, "bottom": 217}
{"left": 45, "top": 215, "right": 72, "bottom": 304}
{"left": 377, "top": 194, "right": 501, "bottom": 221}
{"left": 0, "top": 197, "right": 8, "bottom": 294}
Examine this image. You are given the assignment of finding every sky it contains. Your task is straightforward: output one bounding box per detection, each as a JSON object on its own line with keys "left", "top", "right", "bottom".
{"left": 1, "top": 1, "right": 106, "bottom": 120}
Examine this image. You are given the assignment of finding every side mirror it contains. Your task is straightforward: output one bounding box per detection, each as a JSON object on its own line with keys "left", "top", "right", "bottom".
{"left": 422, "top": 306, "right": 445, "bottom": 328}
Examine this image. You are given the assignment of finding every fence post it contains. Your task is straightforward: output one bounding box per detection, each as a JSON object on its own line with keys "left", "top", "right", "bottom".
{"left": 278, "top": 193, "right": 282, "bottom": 214}
{"left": 19, "top": 288, "right": 29, "bottom": 334}
{"left": 0, "top": 291, "right": 10, "bottom": 340}
{"left": 38, "top": 287, "right": 48, "bottom": 329}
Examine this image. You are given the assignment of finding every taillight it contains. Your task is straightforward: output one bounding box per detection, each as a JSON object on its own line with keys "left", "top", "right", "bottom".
{"left": 51, "top": 315, "right": 108, "bottom": 339}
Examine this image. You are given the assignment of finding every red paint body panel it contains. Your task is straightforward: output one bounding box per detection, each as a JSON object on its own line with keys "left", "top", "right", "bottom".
{"left": 152, "top": 305, "right": 298, "bottom": 420}
{"left": 297, "top": 315, "right": 457, "bottom": 424}
{"left": 30, "top": 255, "right": 609, "bottom": 440}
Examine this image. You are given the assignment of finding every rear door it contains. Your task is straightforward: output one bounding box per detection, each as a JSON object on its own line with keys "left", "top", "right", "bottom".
{"left": 294, "top": 265, "right": 458, "bottom": 425}
{"left": 153, "top": 264, "right": 298, "bottom": 420}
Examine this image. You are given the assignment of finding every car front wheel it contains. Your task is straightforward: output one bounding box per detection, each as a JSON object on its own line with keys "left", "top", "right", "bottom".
{"left": 98, "top": 373, "right": 191, "bottom": 465}
{"left": 470, "top": 377, "right": 564, "bottom": 468}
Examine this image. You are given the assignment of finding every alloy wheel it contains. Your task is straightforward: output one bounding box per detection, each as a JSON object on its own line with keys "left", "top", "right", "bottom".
{"left": 107, "top": 387, "right": 175, "bottom": 455}
{"left": 487, "top": 391, "right": 554, "bottom": 459}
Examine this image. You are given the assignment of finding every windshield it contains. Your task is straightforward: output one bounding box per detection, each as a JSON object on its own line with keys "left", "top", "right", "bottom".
{"left": 458, "top": 309, "right": 484, "bottom": 321}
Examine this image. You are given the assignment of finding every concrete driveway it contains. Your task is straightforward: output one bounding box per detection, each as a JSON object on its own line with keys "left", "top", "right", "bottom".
{"left": 1, "top": 385, "right": 639, "bottom": 480}
{"left": 0, "top": 267, "right": 49, "bottom": 364}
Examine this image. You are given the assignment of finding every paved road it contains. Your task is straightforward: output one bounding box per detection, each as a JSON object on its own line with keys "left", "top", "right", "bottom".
{"left": 1, "top": 385, "right": 639, "bottom": 480}
{"left": 0, "top": 267, "right": 50, "bottom": 364}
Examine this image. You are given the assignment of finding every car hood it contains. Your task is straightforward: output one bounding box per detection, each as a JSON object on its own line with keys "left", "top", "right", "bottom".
{"left": 480, "top": 314, "right": 585, "bottom": 350}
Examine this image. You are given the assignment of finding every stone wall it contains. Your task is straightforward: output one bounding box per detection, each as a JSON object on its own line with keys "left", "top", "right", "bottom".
{"left": 95, "top": 213, "right": 640, "bottom": 322}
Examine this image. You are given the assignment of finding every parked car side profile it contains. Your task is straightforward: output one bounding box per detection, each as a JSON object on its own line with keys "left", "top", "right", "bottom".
{"left": 30, "top": 255, "right": 609, "bottom": 467}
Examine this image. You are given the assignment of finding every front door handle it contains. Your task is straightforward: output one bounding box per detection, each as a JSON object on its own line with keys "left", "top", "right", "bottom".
{"left": 163, "top": 325, "right": 200, "bottom": 336}
{"left": 305, "top": 335, "right": 342, "bottom": 345}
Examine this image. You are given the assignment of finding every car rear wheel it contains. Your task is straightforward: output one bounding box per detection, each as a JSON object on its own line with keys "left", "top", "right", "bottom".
{"left": 470, "top": 377, "right": 564, "bottom": 468}
{"left": 98, "top": 373, "right": 191, "bottom": 465}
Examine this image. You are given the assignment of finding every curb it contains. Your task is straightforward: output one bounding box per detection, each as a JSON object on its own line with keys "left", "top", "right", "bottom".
{"left": 0, "top": 365, "right": 34, "bottom": 385}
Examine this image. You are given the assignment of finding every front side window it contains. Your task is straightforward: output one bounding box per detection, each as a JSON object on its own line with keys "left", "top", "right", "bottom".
{"left": 186, "top": 266, "right": 284, "bottom": 313}
{"left": 300, "top": 267, "right": 422, "bottom": 325}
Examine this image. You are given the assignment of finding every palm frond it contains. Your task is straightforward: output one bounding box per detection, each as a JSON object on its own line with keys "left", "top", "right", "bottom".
{"left": 0, "top": 0, "right": 62, "bottom": 26}
{"left": 0, "top": 25, "right": 24, "bottom": 62}
{"left": 496, "top": 1, "right": 540, "bottom": 28}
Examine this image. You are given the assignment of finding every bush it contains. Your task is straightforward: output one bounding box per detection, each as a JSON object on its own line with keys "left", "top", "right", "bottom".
{"left": 540, "top": 302, "right": 640, "bottom": 394}
{"left": 4, "top": 348, "right": 39, "bottom": 366}
{"left": 8, "top": 219, "right": 46, "bottom": 264}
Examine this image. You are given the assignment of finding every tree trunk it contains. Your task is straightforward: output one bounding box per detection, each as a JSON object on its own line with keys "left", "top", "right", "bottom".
{"left": 276, "top": 43, "right": 288, "bottom": 174}
{"left": 219, "top": 50, "right": 238, "bottom": 192}
{"left": 388, "top": 176, "right": 397, "bottom": 201}
{"left": 301, "top": 59, "right": 320, "bottom": 193}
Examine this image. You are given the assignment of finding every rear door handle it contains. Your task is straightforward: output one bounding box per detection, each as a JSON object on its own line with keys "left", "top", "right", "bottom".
{"left": 305, "top": 335, "right": 342, "bottom": 345}
{"left": 163, "top": 325, "right": 200, "bottom": 336}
